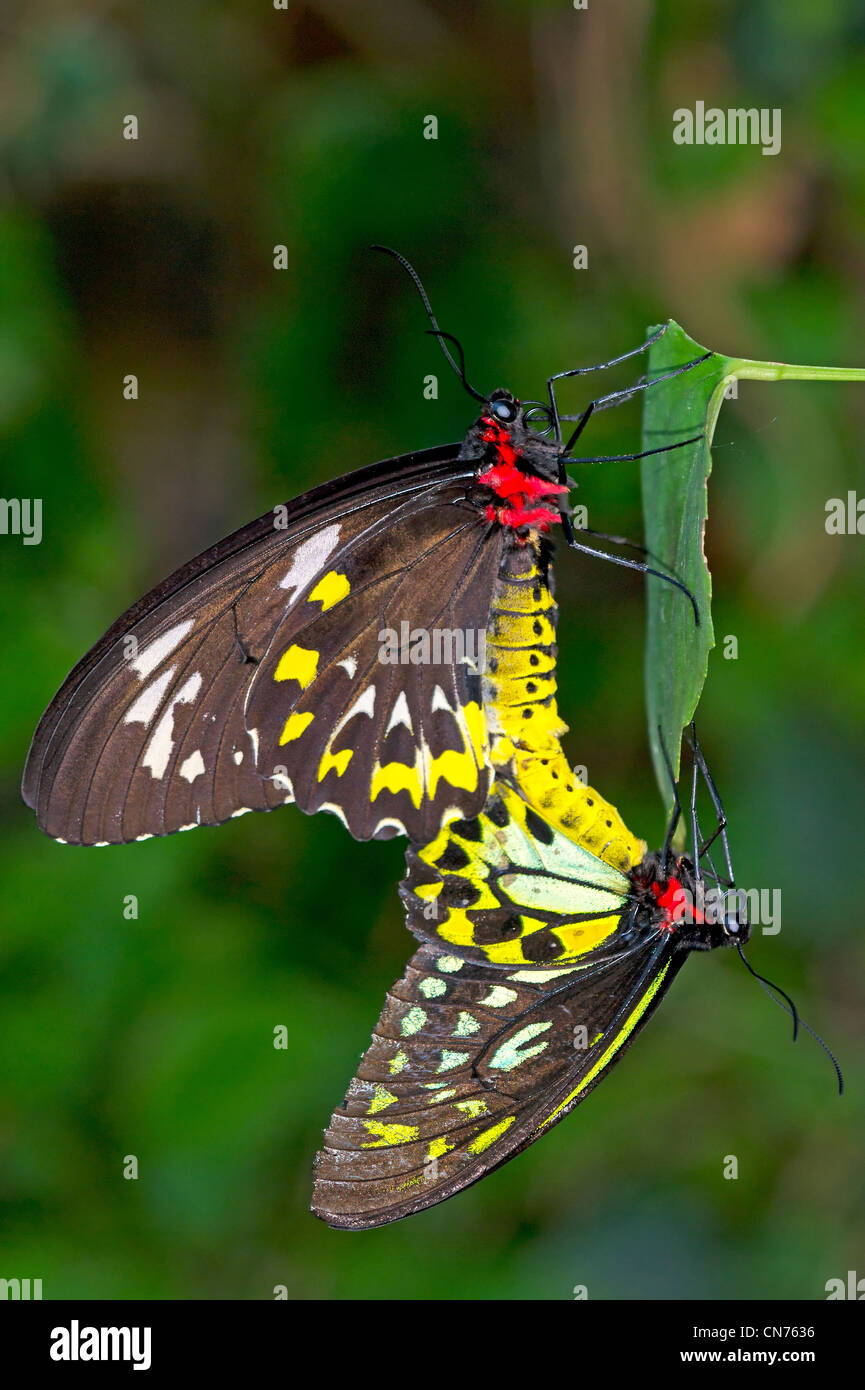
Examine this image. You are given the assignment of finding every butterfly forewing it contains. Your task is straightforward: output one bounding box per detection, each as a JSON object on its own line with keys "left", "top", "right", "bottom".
{"left": 23, "top": 446, "right": 505, "bottom": 844}
{"left": 311, "top": 934, "right": 682, "bottom": 1229}
{"left": 244, "top": 498, "right": 495, "bottom": 840}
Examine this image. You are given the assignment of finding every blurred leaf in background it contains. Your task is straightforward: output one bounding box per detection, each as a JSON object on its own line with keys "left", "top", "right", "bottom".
{"left": 0, "top": 0, "right": 863, "bottom": 1299}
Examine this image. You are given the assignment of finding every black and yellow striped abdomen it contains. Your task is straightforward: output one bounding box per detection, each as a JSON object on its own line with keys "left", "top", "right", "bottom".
{"left": 483, "top": 543, "right": 643, "bottom": 876}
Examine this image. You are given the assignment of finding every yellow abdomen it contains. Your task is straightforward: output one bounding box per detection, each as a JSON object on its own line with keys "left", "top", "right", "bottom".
{"left": 483, "top": 544, "right": 644, "bottom": 875}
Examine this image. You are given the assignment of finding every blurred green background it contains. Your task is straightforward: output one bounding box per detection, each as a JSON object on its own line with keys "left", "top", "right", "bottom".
{"left": 1, "top": 0, "right": 864, "bottom": 1300}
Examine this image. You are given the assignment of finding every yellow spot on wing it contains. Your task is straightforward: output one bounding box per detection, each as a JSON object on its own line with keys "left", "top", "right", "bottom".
{"left": 462, "top": 700, "right": 487, "bottom": 759}
{"left": 468, "top": 1115, "right": 516, "bottom": 1154}
{"left": 423, "top": 701, "right": 486, "bottom": 799}
{"left": 318, "top": 747, "right": 353, "bottom": 779}
{"left": 389, "top": 1050, "right": 408, "bottom": 1075}
{"left": 361, "top": 1120, "right": 419, "bottom": 1148}
{"left": 371, "top": 758, "right": 424, "bottom": 808}
{"left": 279, "top": 711, "right": 314, "bottom": 744}
{"left": 427, "top": 1136, "right": 454, "bottom": 1160}
{"left": 308, "top": 571, "right": 350, "bottom": 610}
{"left": 427, "top": 1088, "right": 457, "bottom": 1104}
{"left": 427, "top": 747, "right": 479, "bottom": 798}
{"left": 274, "top": 644, "right": 319, "bottom": 688}
{"left": 413, "top": 882, "right": 442, "bottom": 903}
{"left": 455, "top": 1098, "right": 488, "bottom": 1118}
{"left": 367, "top": 1086, "right": 398, "bottom": 1114}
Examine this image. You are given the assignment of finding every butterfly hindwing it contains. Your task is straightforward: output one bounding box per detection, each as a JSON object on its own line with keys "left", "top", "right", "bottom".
{"left": 23, "top": 447, "right": 505, "bottom": 844}
{"left": 311, "top": 934, "right": 682, "bottom": 1229}
{"left": 400, "top": 780, "right": 635, "bottom": 967}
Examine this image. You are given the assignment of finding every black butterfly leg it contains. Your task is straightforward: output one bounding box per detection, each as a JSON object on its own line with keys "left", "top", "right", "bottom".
{"left": 546, "top": 325, "right": 670, "bottom": 441}
{"left": 685, "top": 725, "right": 735, "bottom": 885}
{"left": 554, "top": 351, "right": 711, "bottom": 547}
{"left": 656, "top": 725, "right": 682, "bottom": 877}
{"left": 561, "top": 531, "right": 700, "bottom": 625}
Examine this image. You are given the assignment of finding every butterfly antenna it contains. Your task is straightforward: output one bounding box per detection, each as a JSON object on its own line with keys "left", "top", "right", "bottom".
{"left": 737, "top": 945, "right": 799, "bottom": 1039}
{"left": 371, "top": 245, "right": 486, "bottom": 403}
{"left": 736, "top": 946, "right": 844, "bottom": 1095}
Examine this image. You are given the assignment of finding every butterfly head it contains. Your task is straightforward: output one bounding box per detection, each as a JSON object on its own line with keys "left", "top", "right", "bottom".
{"left": 486, "top": 390, "right": 520, "bottom": 424}
{"left": 467, "top": 391, "right": 569, "bottom": 532}
{"left": 630, "top": 851, "right": 750, "bottom": 952}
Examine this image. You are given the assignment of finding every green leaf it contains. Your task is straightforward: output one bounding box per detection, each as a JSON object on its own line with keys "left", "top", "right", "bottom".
{"left": 640, "top": 321, "right": 725, "bottom": 807}
{"left": 641, "top": 320, "right": 865, "bottom": 807}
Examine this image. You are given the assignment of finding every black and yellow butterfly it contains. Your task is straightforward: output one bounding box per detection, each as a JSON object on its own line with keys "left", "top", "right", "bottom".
{"left": 312, "top": 761, "right": 747, "bottom": 1230}
{"left": 22, "top": 253, "right": 702, "bottom": 848}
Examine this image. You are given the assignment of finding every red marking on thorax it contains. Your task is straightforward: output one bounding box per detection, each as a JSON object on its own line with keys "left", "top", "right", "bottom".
{"left": 478, "top": 416, "right": 567, "bottom": 534}
{"left": 651, "top": 875, "right": 704, "bottom": 930}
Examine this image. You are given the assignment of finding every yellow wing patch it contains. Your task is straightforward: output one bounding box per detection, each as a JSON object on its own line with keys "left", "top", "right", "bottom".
{"left": 274, "top": 644, "right": 319, "bottom": 689}
{"left": 279, "top": 711, "right": 315, "bottom": 744}
{"left": 361, "top": 1120, "right": 420, "bottom": 1148}
{"left": 371, "top": 757, "right": 424, "bottom": 808}
{"left": 468, "top": 1115, "right": 516, "bottom": 1155}
{"left": 318, "top": 748, "right": 353, "bottom": 779}
{"left": 308, "top": 571, "right": 350, "bottom": 611}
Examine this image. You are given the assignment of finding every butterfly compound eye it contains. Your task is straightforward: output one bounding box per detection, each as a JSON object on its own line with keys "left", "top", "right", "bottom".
{"left": 491, "top": 398, "right": 518, "bottom": 423}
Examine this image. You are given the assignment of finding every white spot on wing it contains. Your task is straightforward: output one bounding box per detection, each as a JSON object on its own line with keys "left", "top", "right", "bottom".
{"left": 131, "top": 620, "right": 194, "bottom": 679}
{"left": 231, "top": 807, "right": 252, "bottom": 818}
{"left": 125, "top": 667, "right": 176, "bottom": 726}
{"left": 327, "top": 684, "right": 376, "bottom": 744}
{"left": 232, "top": 749, "right": 244, "bottom": 765}
{"left": 337, "top": 656, "right": 358, "bottom": 679}
{"left": 478, "top": 986, "right": 518, "bottom": 1008}
{"left": 179, "top": 749, "right": 206, "bottom": 783}
{"left": 320, "top": 802, "right": 350, "bottom": 829}
{"left": 385, "top": 690, "right": 413, "bottom": 735}
{"left": 373, "top": 817, "right": 407, "bottom": 838}
{"left": 248, "top": 727, "right": 260, "bottom": 764}
{"left": 431, "top": 684, "right": 454, "bottom": 714}
{"left": 279, "top": 524, "right": 341, "bottom": 603}
{"left": 142, "top": 672, "right": 203, "bottom": 780}
{"left": 507, "top": 968, "right": 577, "bottom": 983}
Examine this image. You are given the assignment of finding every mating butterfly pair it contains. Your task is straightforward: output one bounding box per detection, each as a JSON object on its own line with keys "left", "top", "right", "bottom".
{"left": 24, "top": 255, "right": 755, "bottom": 1228}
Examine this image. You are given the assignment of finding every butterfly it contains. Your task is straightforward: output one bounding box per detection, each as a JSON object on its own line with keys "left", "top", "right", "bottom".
{"left": 22, "top": 251, "right": 704, "bottom": 848}
{"left": 311, "top": 746, "right": 748, "bottom": 1230}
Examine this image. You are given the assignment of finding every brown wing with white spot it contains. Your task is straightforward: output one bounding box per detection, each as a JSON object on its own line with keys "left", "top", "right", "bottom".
{"left": 23, "top": 447, "right": 503, "bottom": 844}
